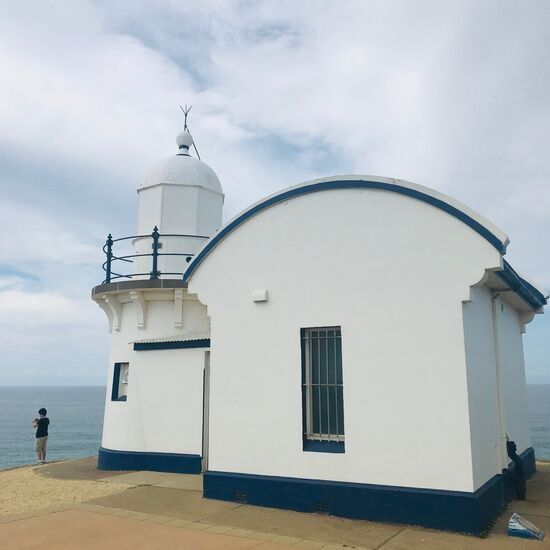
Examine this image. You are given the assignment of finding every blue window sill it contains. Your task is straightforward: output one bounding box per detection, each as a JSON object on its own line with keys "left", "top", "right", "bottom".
{"left": 303, "top": 439, "right": 345, "bottom": 453}
{"left": 112, "top": 396, "right": 127, "bottom": 402}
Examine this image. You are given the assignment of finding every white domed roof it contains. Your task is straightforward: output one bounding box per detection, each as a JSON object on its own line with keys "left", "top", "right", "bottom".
{"left": 140, "top": 130, "right": 223, "bottom": 195}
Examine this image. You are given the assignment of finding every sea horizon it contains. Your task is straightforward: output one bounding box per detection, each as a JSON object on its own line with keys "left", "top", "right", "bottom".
{"left": 0, "top": 384, "right": 107, "bottom": 388}
{"left": 1, "top": 384, "right": 549, "bottom": 471}
{"left": 4, "top": 383, "right": 547, "bottom": 387}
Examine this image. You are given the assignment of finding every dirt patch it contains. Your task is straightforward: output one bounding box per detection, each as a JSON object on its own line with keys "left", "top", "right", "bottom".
{"left": 0, "top": 465, "right": 132, "bottom": 515}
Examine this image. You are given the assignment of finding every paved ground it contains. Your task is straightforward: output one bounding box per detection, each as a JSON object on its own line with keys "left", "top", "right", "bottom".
{"left": 1, "top": 458, "right": 549, "bottom": 549}
{"left": 38, "top": 456, "right": 125, "bottom": 481}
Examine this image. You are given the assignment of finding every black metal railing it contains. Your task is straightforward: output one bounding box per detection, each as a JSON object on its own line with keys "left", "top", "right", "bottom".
{"left": 102, "top": 226, "right": 209, "bottom": 284}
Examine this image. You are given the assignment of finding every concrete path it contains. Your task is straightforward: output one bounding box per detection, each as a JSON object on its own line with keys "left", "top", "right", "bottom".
{"left": 0, "top": 508, "right": 301, "bottom": 549}
{"left": 1, "top": 458, "right": 550, "bottom": 549}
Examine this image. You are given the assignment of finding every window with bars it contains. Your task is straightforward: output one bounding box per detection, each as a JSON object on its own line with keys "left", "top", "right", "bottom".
{"left": 301, "top": 327, "right": 345, "bottom": 453}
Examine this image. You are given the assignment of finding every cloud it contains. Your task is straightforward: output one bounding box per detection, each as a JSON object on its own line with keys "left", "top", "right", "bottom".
{"left": 0, "top": 287, "right": 93, "bottom": 324}
{"left": 0, "top": 199, "right": 101, "bottom": 267}
{"left": 0, "top": 274, "right": 108, "bottom": 385}
{"left": 0, "top": 0, "right": 548, "bottom": 383}
{"left": 0, "top": 270, "right": 102, "bottom": 344}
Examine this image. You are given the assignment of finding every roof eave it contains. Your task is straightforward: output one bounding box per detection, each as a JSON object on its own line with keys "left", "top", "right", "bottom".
{"left": 495, "top": 260, "right": 548, "bottom": 311}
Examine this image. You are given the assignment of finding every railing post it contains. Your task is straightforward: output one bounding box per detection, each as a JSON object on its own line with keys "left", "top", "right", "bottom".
{"left": 105, "top": 233, "right": 113, "bottom": 283}
{"left": 150, "top": 225, "right": 160, "bottom": 279}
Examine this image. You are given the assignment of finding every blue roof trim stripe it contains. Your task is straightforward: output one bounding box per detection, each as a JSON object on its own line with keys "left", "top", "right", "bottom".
{"left": 183, "top": 179, "right": 507, "bottom": 282}
{"left": 496, "top": 260, "right": 547, "bottom": 310}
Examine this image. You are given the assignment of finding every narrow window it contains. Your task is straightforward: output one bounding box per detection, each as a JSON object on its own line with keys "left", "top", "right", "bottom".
{"left": 301, "top": 327, "right": 345, "bottom": 453}
{"left": 112, "top": 363, "right": 129, "bottom": 401}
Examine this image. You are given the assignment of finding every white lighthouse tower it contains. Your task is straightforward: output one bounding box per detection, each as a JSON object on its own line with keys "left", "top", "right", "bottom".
{"left": 93, "top": 122, "right": 223, "bottom": 473}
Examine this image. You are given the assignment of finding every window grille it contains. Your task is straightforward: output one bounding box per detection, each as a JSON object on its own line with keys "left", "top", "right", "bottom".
{"left": 302, "top": 327, "right": 345, "bottom": 443}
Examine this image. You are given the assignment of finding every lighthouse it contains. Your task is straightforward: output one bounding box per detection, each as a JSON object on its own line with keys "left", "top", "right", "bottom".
{"left": 93, "top": 125, "right": 223, "bottom": 474}
{"left": 93, "top": 118, "right": 546, "bottom": 535}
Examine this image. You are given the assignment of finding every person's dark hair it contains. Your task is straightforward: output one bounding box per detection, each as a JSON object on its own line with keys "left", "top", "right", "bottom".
{"left": 38, "top": 408, "right": 47, "bottom": 416}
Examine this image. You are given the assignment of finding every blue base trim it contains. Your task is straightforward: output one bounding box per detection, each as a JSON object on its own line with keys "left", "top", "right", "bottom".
{"left": 303, "top": 440, "right": 345, "bottom": 453}
{"left": 204, "top": 471, "right": 501, "bottom": 535}
{"left": 98, "top": 447, "right": 201, "bottom": 474}
{"left": 204, "top": 471, "right": 502, "bottom": 534}
{"left": 521, "top": 446, "right": 536, "bottom": 478}
{"left": 134, "top": 339, "right": 210, "bottom": 351}
{"left": 506, "top": 447, "right": 536, "bottom": 479}
{"left": 203, "top": 448, "right": 536, "bottom": 535}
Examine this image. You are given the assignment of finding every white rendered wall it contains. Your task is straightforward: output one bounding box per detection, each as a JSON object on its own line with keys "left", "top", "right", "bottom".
{"left": 462, "top": 285, "right": 502, "bottom": 489}
{"left": 137, "top": 184, "right": 223, "bottom": 236}
{"left": 462, "top": 288, "right": 533, "bottom": 490}
{"left": 101, "top": 348, "right": 205, "bottom": 455}
{"left": 100, "top": 297, "right": 209, "bottom": 456}
{"left": 137, "top": 185, "right": 163, "bottom": 235}
{"left": 495, "top": 298, "right": 532, "bottom": 454}
{"left": 189, "top": 188, "right": 503, "bottom": 492}
{"left": 134, "top": 185, "right": 223, "bottom": 277}
{"left": 197, "top": 189, "right": 224, "bottom": 236}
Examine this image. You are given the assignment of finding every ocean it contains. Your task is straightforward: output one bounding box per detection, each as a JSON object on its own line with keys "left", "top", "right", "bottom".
{"left": 0, "top": 386, "right": 105, "bottom": 470}
{"left": 528, "top": 385, "right": 550, "bottom": 461}
{"left": 0, "top": 385, "right": 549, "bottom": 471}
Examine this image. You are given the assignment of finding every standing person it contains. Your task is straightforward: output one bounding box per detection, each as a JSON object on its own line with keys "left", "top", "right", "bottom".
{"left": 32, "top": 408, "right": 49, "bottom": 464}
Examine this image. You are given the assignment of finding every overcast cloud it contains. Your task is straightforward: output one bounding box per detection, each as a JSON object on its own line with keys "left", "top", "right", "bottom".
{"left": 0, "top": 0, "right": 548, "bottom": 385}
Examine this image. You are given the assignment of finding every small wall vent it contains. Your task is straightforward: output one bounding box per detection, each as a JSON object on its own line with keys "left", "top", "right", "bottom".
{"left": 315, "top": 501, "right": 330, "bottom": 514}
{"left": 233, "top": 491, "right": 248, "bottom": 503}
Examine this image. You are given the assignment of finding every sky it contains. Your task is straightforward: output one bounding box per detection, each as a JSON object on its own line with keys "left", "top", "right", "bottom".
{"left": 0, "top": 0, "right": 548, "bottom": 385}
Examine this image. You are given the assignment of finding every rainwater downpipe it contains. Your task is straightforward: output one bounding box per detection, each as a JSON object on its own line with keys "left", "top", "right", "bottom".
{"left": 491, "top": 291, "right": 511, "bottom": 472}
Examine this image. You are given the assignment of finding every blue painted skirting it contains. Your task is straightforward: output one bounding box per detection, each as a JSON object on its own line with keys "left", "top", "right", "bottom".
{"left": 521, "top": 446, "right": 536, "bottom": 477}
{"left": 203, "top": 447, "right": 536, "bottom": 535}
{"left": 98, "top": 447, "right": 201, "bottom": 474}
{"left": 134, "top": 339, "right": 210, "bottom": 351}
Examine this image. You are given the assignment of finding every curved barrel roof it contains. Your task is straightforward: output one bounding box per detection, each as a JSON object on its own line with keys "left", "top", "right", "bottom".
{"left": 183, "top": 175, "right": 546, "bottom": 309}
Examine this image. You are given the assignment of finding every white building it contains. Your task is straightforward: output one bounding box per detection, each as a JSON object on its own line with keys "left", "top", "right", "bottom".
{"left": 93, "top": 128, "right": 547, "bottom": 534}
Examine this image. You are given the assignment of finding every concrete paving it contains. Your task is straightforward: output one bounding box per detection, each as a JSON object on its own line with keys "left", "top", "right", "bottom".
{"left": 39, "top": 456, "right": 126, "bottom": 481}
{"left": 89, "top": 485, "right": 243, "bottom": 523}
{"left": 2, "top": 457, "right": 550, "bottom": 549}
{"left": 0, "top": 509, "right": 299, "bottom": 549}
{"left": 88, "top": 485, "right": 402, "bottom": 548}
{"left": 97, "top": 470, "right": 204, "bottom": 491}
